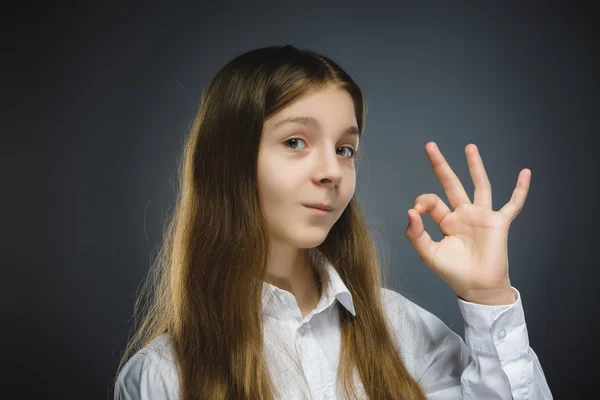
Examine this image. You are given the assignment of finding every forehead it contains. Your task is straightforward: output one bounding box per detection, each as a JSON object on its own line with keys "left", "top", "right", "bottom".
{"left": 264, "top": 86, "right": 357, "bottom": 131}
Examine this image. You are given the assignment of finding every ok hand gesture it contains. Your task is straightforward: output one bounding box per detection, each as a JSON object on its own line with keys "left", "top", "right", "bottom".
{"left": 405, "top": 142, "right": 530, "bottom": 305}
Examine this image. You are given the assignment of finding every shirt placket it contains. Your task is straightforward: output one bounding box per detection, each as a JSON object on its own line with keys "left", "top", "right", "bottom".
{"left": 295, "top": 318, "right": 337, "bottom": 399}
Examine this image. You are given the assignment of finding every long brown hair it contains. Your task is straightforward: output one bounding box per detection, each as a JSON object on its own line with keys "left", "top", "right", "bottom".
{"left": 114, "top": 45, "right": 427, "bottom": 399}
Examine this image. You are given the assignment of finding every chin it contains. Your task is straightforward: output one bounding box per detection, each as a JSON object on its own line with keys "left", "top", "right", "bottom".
{"left": 293, "top": 230, "right": 331, "bottom": 249}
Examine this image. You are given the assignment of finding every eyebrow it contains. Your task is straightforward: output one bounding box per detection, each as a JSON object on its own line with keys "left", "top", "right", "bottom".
{"left": 273, "top": 116, "right": 360, "bottom": 137}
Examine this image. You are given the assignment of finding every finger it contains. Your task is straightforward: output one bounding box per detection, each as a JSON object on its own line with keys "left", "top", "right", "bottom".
{"left": 425, "top": 142, "right": 471, "bottom": 209}
{"left": 499, "top": 169, "right": 531, "bottom": 220}
{"left": 406, "top": 208, "right": 439, "bottom": 267}
{"left": 465, "top": 144, "right": 492, "bottom": 208}
{"left": 414, "top": 193, "right": 452, "bottom": 226}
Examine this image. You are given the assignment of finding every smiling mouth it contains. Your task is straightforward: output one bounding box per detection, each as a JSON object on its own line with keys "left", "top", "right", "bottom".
{"left": 303, "top": 203, "right": 334, "bottom": 211}
{"left": 303, "top": 205, "right": 333, "bottom": 215}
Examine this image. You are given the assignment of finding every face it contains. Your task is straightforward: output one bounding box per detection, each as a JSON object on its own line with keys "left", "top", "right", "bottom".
{"left": 257, "top": 85, "right": 359, "bottom": 249}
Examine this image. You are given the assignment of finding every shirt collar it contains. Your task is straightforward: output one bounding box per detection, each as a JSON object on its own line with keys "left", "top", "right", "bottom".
{"left": 261, "top": 261, "right": 356, "bottom": 318}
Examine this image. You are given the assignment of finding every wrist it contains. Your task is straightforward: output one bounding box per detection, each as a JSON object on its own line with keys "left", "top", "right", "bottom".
{"left": 458, "top": 287, "right": 517, "bottom": 306}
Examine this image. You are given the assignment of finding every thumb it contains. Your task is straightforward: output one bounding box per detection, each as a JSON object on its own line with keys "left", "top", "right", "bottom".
{"left": 405, "top": 208, "right": 437, "bottom": 267}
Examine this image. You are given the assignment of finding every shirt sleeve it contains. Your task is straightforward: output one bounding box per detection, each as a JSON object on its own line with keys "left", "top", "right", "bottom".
{"left": 414, "top": 287, "right": 553, "bottom": 399}
{"left": 114, "top": 352, "right": 179, "bottom": 400}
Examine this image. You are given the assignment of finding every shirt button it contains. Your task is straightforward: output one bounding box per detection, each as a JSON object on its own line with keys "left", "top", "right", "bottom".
{"left": 497, "top": 328, "right": 507, "bottom": 339}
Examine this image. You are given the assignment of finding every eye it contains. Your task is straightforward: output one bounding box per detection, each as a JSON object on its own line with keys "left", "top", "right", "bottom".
{"left": 337, "top": 146, "right": 357, "bottom": 159}
{"left": 283, "top": 138, "right": 306, "bottom": 150}
{"left": 284, "top": 138, "right": 357, "bottom": 159}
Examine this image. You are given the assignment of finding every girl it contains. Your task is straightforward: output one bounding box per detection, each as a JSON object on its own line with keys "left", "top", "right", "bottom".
{"left": 114, "top": 45, "right": 552, "bottom": 399}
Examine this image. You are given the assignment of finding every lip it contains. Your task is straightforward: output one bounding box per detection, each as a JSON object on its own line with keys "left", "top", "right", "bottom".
{"left": 303, "top": 206, "right": 332, "bottom": 216}
{"left": 303, "top": 203, "right": 334, "bottom": 212}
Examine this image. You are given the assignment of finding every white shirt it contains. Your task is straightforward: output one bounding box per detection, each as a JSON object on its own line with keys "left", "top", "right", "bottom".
{"left": 115, "top": 262, "right": 553, "bottom": 399}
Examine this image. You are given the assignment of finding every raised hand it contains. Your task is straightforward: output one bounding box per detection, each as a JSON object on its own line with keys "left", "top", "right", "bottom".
{"left": 405, "top": 142, "right": 531, "bottom": 305}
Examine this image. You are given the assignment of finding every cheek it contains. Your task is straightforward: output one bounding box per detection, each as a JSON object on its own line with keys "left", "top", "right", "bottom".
{"left": 342, "top": 173, "right": 356, "bottom": 201}
{"left": 258, "top": 164, "right": 296, "bottom": 206}
{"left": 258, "top": 153, "right": 302, "bottom": 192}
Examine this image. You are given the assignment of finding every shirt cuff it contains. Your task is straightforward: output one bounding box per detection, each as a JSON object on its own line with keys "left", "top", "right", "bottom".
{"left": 457, "top": 287, "right": 529, "bottom": 361}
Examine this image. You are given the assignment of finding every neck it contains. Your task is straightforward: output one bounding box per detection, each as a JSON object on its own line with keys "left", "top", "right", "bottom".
{"left": 264, "top": 243, "right": 321, "bottom": 317}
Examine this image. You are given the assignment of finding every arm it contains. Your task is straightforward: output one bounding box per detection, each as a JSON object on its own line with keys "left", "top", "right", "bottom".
{"left": 400, "top": 143, "right": 551, "bottom": 397}
{"left": 415, "top": 287, "right": 552, "bottom": 399}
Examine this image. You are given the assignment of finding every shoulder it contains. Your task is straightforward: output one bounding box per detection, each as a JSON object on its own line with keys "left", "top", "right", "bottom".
{"left": 114, "top": 334, "right": 180, "bottom": 400}
{"left": 379, "top": 287, "right": 436, "bottom": 329}
{"left": 379, "top": 287, "right": 464, "bottom": 378}
{"left": 379, "top": 286, "right": 456, "bottom": 331}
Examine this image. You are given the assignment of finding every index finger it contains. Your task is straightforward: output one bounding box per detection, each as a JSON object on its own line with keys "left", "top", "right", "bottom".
{"left": 425, "top": 142, "right": 471, "bottom": 208}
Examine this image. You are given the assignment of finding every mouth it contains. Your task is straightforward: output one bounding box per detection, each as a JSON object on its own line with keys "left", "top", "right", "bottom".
{"left": 303, "top": 203, "right": 335, "bottom": 212}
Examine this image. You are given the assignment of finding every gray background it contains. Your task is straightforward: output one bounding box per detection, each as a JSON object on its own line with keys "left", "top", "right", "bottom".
{"left": 10, "top": 1, "right": 598, "bottom": 398}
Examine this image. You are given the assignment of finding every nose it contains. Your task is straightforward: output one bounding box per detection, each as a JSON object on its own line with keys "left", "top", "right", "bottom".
{"left": 313, "top": 147, "right": 343, "bottom": 187}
